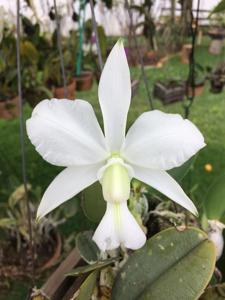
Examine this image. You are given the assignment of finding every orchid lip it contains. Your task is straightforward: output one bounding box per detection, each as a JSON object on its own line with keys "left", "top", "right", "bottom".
{"left": 98, "top": 156, "right": 134, "bottom": 204}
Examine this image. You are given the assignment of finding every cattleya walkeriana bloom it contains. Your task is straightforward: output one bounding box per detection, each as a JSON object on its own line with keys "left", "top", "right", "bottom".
{"left": 26, "top": 39, "right": 205, "bottom": 251}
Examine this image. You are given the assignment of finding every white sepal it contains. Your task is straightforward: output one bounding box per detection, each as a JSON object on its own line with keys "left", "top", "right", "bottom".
{"left": 37, "top": 163, "right": 103, "bottom": 219}
{"left": 133, "top": 165, "right": 198, "bottom": 216}
{"left": 98, "top": 39, "right": 131, "bottom": 152}
{"left": 27, "top": 99, "right": 108, "bottom": 167}
{"left": 122, "top": 110, "right": 205, "bottom": 170}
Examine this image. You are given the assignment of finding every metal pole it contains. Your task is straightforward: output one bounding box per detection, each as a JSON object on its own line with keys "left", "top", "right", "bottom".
{"left": 184, "top": 0, "right": 201, "bottom": 118}
{"left": 16, "top": 0, "right": 35, "bottom": 283}
{"left": 90, "top": 0, "right": 103, "bottom": 71}
{"left": 53, "top": 0, "right": 68, "bottom": 97}
{"left": 125, "top": 0, "right": 154, "bottom": 110}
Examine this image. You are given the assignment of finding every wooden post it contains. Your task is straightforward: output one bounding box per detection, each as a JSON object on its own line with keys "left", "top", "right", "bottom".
{"left": 41, "top": 248, "right": 81, "bottom": 300}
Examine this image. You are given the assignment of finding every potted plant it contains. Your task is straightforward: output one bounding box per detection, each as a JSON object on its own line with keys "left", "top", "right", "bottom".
{"left": 72, "top": 4, "right": 94, "bottom": 92}
{"left": 131, "top": 1, "right": 161, "bottom": 66}
{"left": 74, "top": 65, "right": 93, "bottom": 92}
{"left": 43, "top": 49, "right": 76, "bottom": 99}
{"left": 181, "top": 44, "right": 192, "bottom": 64}
{"left": 0, "top": 185, "right": 62, "bottom": 279}
{"left": 208, "top": 27, "right": 225, "bottom": 55}
{"left": 0, "top": 76, "right": 18, "bottom": 120}
{"left": 73, "top": 18, "right": 95, "bottom": 92}
{"left": 22, "top": 67, "right": 53, "bottom": 107}
{"left": 186, "top": 63, "right": 206, "bottom": 97}
{"left": 158, "top": 18, "right": 183, "bottom": 54}
{"left": 153, "top": 78, "right": 186, "bottom": 104}
{"left": 208, "top": 5, "right": 225, "bottom": 55}
{"left": 0, "top": 34, "right": 19, "bottom": 119}
{"left": 207, "top": 63, "right": 225, "bottom": 93}
{"left": 131, "top": 1, "right": 156, "bottom": 51}
{"left": 19, "top": 39, "right": 53, "bottom": 107}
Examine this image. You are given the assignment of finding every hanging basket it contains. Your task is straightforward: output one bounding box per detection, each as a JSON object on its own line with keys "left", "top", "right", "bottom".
{"left": 153, "top": 81, "right": 186, "bottom": 104}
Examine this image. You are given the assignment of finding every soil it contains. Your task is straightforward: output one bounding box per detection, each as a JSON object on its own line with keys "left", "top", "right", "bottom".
{"left": 0, "top": 97, "right": 19, "bottom": 120}
{"left": 0, "top": 230, "right": 61, "bottom": 280}
{"left": 160, "top": 80, "right": 185, "bottom": 89}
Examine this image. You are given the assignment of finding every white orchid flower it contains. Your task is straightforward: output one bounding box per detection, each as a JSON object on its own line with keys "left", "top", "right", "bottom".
{"left": 26, "top": 39, "right": 205, "bottom": 251}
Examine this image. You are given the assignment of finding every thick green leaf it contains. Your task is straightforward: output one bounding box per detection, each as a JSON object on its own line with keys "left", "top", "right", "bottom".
{"left": 67, "top": 257, "right": 119, "bottom": 277}
{"left": 204, "top": 173, "right": 225, "bottom": 222}
{"left": 112, "top": 227, "right": 216, "bottom": 300}
{"left": 62, "top": 197, "right": 79, "bottom": 218}
{"left": 168, "top": 156, "right": 195, "bottom": 182}
{"left": 82, "top": 182, "right": 106, "bottom": 223}
{"left": 76, "top": 270, "right": 98, "bottom": 300}
{"left": 200, "top": 283, "right": 225, "bottom": 299}
{"left": 76, "top": 231, "right": 100, "bottom": 264}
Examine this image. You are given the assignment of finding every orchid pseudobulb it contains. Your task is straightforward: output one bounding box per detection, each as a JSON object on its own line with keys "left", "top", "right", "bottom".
{"left": 26, "top": 39, "right": 205, "bottom": 251}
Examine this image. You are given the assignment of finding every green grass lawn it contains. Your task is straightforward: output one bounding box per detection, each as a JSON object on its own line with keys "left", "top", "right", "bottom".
{"left": 1, "top": 42, "right": 225, "bottom": 298}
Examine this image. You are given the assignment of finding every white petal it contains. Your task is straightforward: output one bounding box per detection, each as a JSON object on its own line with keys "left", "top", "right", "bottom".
{"left": 133, "top": 165, "right": 198, "bottom": 216}
{"left": 98, "top": 39, "right": 131, "bottom": 151}
{"left": 37, "top": 163, "right": 103, "bottom": 219}
{"left": 122, "top": 110, "right": 205, "bottom": 170}
{"left": 93, "top": 202, "right": 146, "bottom": 251}
{"left": 26, "top": 99, "right": 108, "bottom": 167}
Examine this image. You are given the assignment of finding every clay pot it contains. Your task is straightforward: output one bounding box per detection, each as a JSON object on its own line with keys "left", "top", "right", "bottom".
{"left": 181, "top": 44, "right": 192, "bottom": 64}
{"left": 53, "top": 79, "right": 76, "bottom": 100}
{"left": 143, "top": 51, "right": 160, "bottom": 66}
{"left": 124, "top": 47, "right": 138, "bottom": 66}
{"left": 0, "top": 96, "right": 19, "bottom": 120}
{"left": 74, "top": 71, "right": 94, "bottom": 91}
{"left": 208, "top": 28, "right": 225, "bottom": 55}
{"left": 186, "top": 82, "right": 205, "bottom": 97}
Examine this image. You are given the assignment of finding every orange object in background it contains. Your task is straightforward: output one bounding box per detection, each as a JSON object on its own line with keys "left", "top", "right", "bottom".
{"left": 205, "top": 164, "right": 213, "bottom": 172}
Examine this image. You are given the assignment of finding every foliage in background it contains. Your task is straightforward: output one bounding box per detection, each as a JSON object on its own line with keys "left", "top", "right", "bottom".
{"left": 131, "top": 0, "right": 156, "bottom": 50}
{"left": 0, "top": 184, "right": 78, "bottom": 251}
{"left": 0, "top": 33, "right": 17, "bottom": 99}
{"left": 84, "top": 19, "right": 107, "bottom": 71}
{"left": 211, "top": 0, "right": 225, "bottom": 14}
